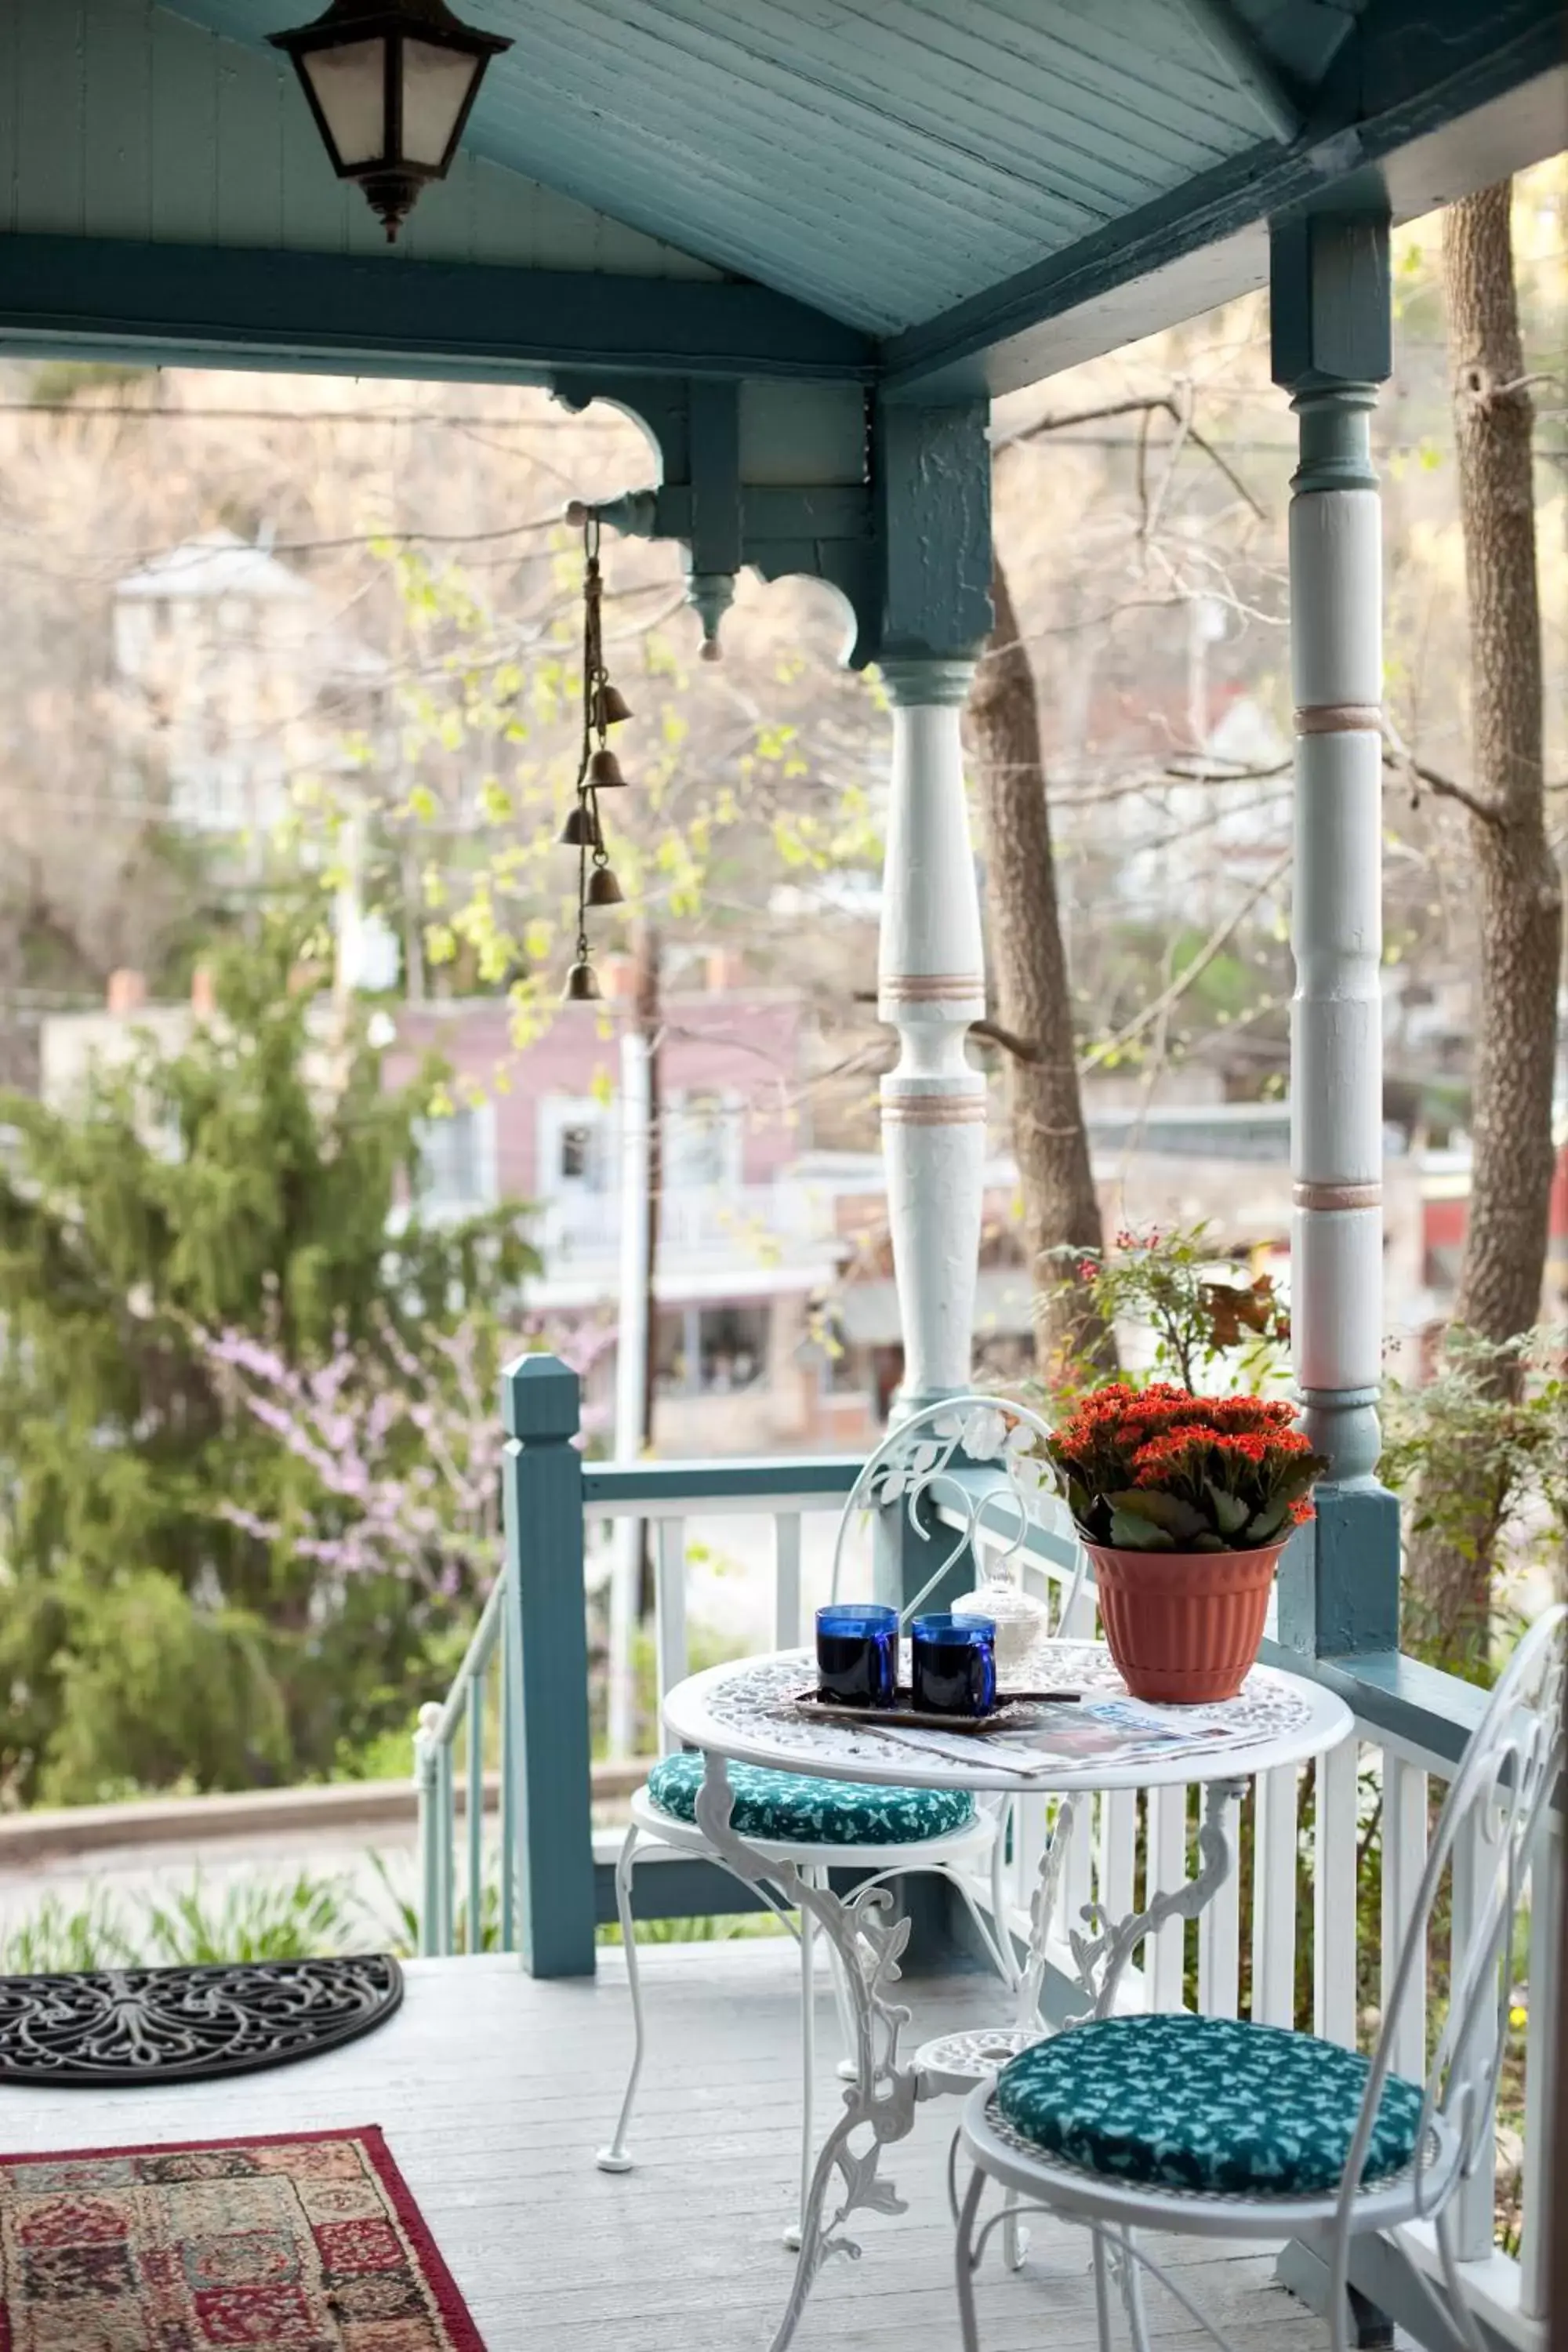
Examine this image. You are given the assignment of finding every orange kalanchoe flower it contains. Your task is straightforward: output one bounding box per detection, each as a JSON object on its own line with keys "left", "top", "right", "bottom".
{"left": 1045, "top": 1382, "right": 1330, "bottom": 1555}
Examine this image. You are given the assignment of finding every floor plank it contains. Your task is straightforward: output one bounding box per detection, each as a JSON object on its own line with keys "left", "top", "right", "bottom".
{"left": 0, "top": 1943, "right": 1371, "bottom": 2348}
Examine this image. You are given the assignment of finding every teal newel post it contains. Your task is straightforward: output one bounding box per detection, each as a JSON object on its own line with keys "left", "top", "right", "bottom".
{"left": 500, "top": 1353, "right": 597, "bottom": 1978}
{"left": 1269, "top": 212, "right": 1401, "bottom": 1664}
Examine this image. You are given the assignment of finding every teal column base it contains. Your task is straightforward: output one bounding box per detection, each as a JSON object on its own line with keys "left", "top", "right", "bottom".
{"left": 1276, "top": 1480, "right": 1400, "bottom": 1660}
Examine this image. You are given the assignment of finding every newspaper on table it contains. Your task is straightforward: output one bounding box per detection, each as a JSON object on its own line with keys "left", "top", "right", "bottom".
{"left": 868, "top": 1696, "right": 1267, "bottom": 1777}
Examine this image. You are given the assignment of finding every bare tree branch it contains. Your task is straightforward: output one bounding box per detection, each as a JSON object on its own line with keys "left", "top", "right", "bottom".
{"left": 1076, "top": 850, "right": 1292, "bottom": 1075}
{"left": 1003, "top": 390, "right": 1269, "bottom": 521}
{"left": 1380, "top": 714, "right": 1505, "bottom": 824}
{"left": 967, "top": 1016, "right": 1043, "bottom": 1064}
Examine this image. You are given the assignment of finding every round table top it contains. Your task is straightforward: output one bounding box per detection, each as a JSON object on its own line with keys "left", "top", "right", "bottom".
{"left": 662, "top": 1643, "right": 1352, "bottom": 1796}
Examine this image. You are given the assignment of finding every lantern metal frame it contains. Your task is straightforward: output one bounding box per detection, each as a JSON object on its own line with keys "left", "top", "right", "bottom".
{"left": 270, "top": 0, "right": 512, "bottom": 242}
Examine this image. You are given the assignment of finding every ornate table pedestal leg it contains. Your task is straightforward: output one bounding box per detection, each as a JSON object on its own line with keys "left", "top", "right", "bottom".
{"left": 1065, "top": 1780, "right": 1245, "bottom": 2020}
{"left": 694, "top": 1751, "right": 926, "bottom": 2352}
{"left": 919, "top": 1794, "right": 1085, "bottom": 2272}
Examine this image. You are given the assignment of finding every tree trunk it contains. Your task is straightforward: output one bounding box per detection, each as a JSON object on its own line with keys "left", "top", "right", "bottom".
{"left": 1408, "top": 183, "right": 1563, "bottom": 1662}
{"left": 969, "top": 555, "right": 1112, "bottom": 1380}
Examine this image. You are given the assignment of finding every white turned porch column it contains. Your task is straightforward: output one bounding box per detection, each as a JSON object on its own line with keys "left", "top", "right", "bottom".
{"left": 877, "top": 657, "right": 986, "bottom": 1413}
{"left": 1287, "top": 385, "right": 1384, "bottom": 1482}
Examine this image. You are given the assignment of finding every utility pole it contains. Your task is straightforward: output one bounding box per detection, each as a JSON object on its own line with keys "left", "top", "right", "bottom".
{"left": 604, "top": 922, "right": 663, "bottom": 1757}
{"left": 635, "top": 921, "right": 663, "bottom": 1451}
{"left": 605, "top": 1022, "right": 652, "bottom": 1759}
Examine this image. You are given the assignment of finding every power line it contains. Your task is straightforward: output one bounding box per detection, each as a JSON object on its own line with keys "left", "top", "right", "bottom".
{"left": 0, "top": 401, "right": 626, "bottom": 428}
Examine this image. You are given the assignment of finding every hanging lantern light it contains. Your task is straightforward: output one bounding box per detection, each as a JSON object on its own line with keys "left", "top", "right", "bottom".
{"left": 270, "top": 0, "right": 512, "bottom": 244}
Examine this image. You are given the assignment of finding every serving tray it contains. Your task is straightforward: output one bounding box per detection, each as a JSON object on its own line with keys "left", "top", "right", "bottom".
{"left": 790, "top": 1686, "right": 1080, "bottom": 1735}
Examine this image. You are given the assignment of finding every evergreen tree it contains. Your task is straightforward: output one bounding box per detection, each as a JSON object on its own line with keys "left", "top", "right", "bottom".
{"left": 0, "top": 924, "right": 535, "bottom": 1802}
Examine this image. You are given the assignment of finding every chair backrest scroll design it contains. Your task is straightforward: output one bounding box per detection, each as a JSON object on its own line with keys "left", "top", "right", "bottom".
{"left": 828, "top": 1393, "right": 1084, "bottom": 1630}
{"left": 1329, "top": 1604, "right": 1566, "bottom": 2341}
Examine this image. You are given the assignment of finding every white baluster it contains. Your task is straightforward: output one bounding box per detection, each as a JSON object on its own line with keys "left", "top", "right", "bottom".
{"left": 1381, "top": 1752, "right": 1428, "bottom": 2078}
{"left": 1250, "top": 1764, "right": 1299, "bottom": 2027}
{"left": 773, "top": 1511, "right": 803, "bottom": 1651}
{"left": 878, "top": 658, "right": 985, "bottom": 1412}
{"left": 1518, "top": 1813, "right": 1560, "bottom": 2318}
{"left": 653, "top": 1520, "right": 688, "bottom": 1755}
{"left": 1314, "top": 1734, "right": 1359, "bottom": 2047}
{"left": 1148, "top": 1788, "right": 1189, "bottom": 2011}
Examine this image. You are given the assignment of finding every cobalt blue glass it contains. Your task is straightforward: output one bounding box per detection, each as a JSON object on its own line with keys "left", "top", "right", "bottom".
{"left": 910, "top": 1613, "right": 997, "bottom": 1718}
{"left": 815, "top": 1603, "right": 898, "bottom": 1709}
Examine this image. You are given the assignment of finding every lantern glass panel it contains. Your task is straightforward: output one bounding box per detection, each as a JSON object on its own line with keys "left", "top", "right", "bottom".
{"left": 301, "top": 36, "right": 387, "bottom": 169}
{"left": 401, "top": 38, "right": 481, "bottom": 168}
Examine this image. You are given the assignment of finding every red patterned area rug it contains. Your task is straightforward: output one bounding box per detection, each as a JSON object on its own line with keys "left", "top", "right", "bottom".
{"left": 0, "top": 2126, "right": 486, "bottom": 2350}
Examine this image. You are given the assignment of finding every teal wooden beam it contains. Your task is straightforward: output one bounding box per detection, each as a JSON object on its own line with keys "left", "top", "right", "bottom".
{"left": 500, "top": 1353, "right": 597, "bottom": 1979}
{"left": 880, "top": 0, "right": 1563, "bottom": 401}
{"left": 1256, "top": 1639, "right": 1489, "bottom": 1773}
{"left": 583, "top": 1457, "right": 861, "bottom": 1508}
{"left": 569, "top": 392, "right": 989, "bottom": 673}
{"left": 0, "top": 233, "right": 877, "bottom": 385}
{"left": 869, "top": 398, "right": 993, "bottom": 667}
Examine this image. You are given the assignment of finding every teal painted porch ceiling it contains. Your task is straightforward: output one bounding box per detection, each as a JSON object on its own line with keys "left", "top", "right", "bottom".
{"left": 160, "top": 0, "right": 1365, "bottom": 336}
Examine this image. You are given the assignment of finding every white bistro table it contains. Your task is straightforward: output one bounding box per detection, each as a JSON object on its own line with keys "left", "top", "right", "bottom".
{"left": 662, "top": 1641, "right": 1353, "bottom": 2352}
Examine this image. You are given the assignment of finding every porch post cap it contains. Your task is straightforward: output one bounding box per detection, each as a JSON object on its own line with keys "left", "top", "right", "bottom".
{"left": 502, "top": 1352, "right": 581, "bottom": 1441}
{"left": 877, "top": 655, "right": 976, "bottom": 707}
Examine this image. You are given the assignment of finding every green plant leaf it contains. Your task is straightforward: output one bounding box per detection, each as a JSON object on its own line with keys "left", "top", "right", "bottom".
{"left": 1192, "top": 1532, "right": 1232, "bottom": 1552}
{"left": 1245, "top": 1504, "right": 1289, "bottom": 1542}
{"left": 1108, "top": 1487, "right": 1206, "bottom": 1542}
{"left": 1108, "top": 1507, "right": 1176, "bottom": 1551}
{"left": 1206, "top": 1483, "right": 1250, "bottom": 1537}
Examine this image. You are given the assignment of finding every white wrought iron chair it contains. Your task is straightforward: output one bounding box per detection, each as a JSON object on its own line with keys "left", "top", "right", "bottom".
{"left": 597, "top": 1394, "right": 1083, "bottom": 2249}
{"left": 952, "top": 1601, "right": 1566, "bottom": 2352}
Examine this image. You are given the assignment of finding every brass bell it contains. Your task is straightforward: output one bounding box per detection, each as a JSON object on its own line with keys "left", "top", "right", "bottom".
{"left": 588, "top": 746, "right": 626, "bottom": 789}
{"left": 563, "top": 958, "right": 601, "bottom": 1003}
{"left": 557, "top": 800, "right": 602, "bottom": 849}
{"left": 594, "top": 682, "right": 633, "bottom": 728}
{"left": 586, "top": 862, "right": 625, "bottom": 908}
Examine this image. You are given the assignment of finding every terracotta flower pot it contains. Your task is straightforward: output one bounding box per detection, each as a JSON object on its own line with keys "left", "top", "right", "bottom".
{"left": 1085, "top": 1541, "right": 1283, "bottom": 1704}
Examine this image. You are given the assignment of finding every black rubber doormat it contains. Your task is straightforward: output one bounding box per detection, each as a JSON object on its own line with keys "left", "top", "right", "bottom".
{"left": 0, "top": 1955, "right": 403, "bottom": 2085}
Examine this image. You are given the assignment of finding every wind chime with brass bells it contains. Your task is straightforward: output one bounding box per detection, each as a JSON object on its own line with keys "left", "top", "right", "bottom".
{"left": 562, "top": 513, "right": 633, "bottom": 1001}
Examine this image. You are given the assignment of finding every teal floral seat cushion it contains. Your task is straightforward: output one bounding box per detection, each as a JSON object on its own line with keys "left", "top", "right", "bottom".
{"left": 996, "top": 2014, "right": 1425, "bottom": 2197}
{"left": 647, "top": 1755, "right": 975, "bottom": 1846}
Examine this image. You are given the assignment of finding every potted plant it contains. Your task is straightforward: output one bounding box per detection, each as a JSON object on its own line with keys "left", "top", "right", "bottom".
{"left": 1046, "top": 1384, "right": 1329, "bottom": 1702}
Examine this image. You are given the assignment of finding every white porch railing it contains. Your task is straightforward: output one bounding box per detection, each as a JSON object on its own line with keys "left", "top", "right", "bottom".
{"left": 962, "top": 1499, "right": 1557, "bottom": 2352}
{"left": 416, "top": 1445, "right": 1559, "bottom": 2352}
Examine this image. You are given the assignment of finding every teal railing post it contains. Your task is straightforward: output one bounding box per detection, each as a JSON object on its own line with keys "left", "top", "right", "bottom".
{"left": 501, "top": 1352, "right": 597, "bottom": 1978}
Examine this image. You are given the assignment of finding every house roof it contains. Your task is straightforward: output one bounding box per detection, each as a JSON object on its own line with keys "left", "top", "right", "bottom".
{"left": 116, "top": 530, "right": 315, "bottom": 604}
{"left": 114, "top": 528, "right": 390, "bottom": 684}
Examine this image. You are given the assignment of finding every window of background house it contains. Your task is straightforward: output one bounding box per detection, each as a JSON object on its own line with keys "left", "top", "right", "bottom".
{"left": 415, "top": 1105, "right": 493, "bottom": 1213}
{"left": 668, "top": 1089, "right": 741, "bottom": 1191}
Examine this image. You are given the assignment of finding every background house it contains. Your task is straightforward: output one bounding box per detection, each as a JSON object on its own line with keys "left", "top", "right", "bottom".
{"left": 113, "top": 528, "right": 387, "bottom": 843}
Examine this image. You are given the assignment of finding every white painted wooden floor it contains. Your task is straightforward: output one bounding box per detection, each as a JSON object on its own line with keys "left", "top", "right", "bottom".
{"left": 0, "top": 1942, "right": 1368, "bottom": 2350}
